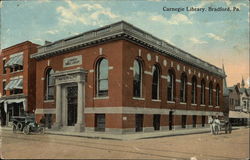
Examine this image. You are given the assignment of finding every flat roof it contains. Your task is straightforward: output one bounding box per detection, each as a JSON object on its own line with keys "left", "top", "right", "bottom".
{"left": 31, "top": 21, "right": 225, "bottom": 77}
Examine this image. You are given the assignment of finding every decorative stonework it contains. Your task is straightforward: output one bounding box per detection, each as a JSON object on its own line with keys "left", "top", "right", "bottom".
{"left": 163, "top": 59, "right": 167, "bottom": 66}
{"left": 63, "top": 55, "right": 82, "bottom": 68}
{"left": 177, "top": 64, "right": 180, "bottom": 71}
{"left": 147, "top": 53, "right": 151, "bottom": 61}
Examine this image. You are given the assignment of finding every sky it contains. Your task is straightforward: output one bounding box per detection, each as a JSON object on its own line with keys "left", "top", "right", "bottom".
{"left": 0, "top": 0, "right": 249, "bottom": 87}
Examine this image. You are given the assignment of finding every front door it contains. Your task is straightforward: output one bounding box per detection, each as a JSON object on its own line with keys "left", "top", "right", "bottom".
{"left": 135, "top": 114, "right": 143, "bottom": 132}
{"left": 67, "top": 86, "right": 78, "bottom": 126}
{"left": 153, "top": 114, "right": 160, "bottom": 130}
{"left": 169, "top": 111, "right": 173, "bottom": 130}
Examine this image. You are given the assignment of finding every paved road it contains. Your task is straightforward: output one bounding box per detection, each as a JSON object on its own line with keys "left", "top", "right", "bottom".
{"left": 0, "top": 127, "right": 249, "bottom": 159}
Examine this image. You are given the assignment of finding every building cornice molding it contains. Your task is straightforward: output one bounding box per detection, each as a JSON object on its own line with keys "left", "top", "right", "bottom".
{"left": 30, "top": 21, "right": 225, "bottom": 77}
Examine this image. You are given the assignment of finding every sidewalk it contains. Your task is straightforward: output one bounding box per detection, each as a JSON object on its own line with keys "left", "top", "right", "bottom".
{"left": 1, "top": 126, "right": 242, "bottom": 141}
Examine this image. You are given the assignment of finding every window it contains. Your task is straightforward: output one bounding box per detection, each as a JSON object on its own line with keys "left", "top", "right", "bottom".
{"left": 182, "top": 115, "right": 187, "bottom": 128}
{"left": 167, "top": 70, "right": 175, "bottom": 101}
{"left": 96, "top": 58, "right": 108, "bottom": 97}
{"left": 216, "top": 84, "right": 220, "bottom": 106}
{"left": 3, "top": 59, "right": 7, "bottom": 74}
{"left": 133, "top": 59, "right": 142, "bottom": 97}
{"left": 152, "top": 65, "right": 160, "bottom": 100}
{"left": 2, "top": 81, "right": 6, "bottom": 95}
{"left": 191, "top": 76, "right": 197, "bottom": 104}
{"left": 200, "top": 79, "right": 205, "bottom": 104}
{"left": 180, "top": 73, "right": 187, "bottom": 102}
{"left": 45, "top": 68, "right": 55, "bottom": 100}
{"left": 209, "top": 82, "right": 213, "bottom": 105}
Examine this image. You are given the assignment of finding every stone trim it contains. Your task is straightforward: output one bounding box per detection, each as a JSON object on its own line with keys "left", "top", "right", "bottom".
{"left": 200, "top": 104, "right": 206, "bottom": 107}
{"left": 44, "top": 100, "right": 55, "bottom": 103}
{"left": 94, "top": 96, "right": 109, "bottom": 100}
{"left": 132, "top": 97, "right": 145, "bottom": 100}
{"left": 152, "top": 99, "right": 161, "bottom": 102}
{"left": 167, "top": 101, "right": 175, "bottom": 104}
{"left": 191, "top": 104, "right": 197, "bottom": 106}
{"left": 187, "top": 82, "right": 192, "bottom": 85}
{"left": 197, "top": 85, "right": 201, "bottom": 88}
{"left": 161, "top": 75, "right": 167, "bottom": 79}
{"left": 144, "top": 71, "right": 152, "bottom": 75}
{"left": 208, "top": 105, "right": 213, "bottom": 108}
{"left": 85, "top": 106, "right": 223, "bottom": 116}
{"left": 176, "top": 79, "right": 181, "bottom": 83}
{"left": 143, "top": 127, "right": 154, "bottom": 132}
{"left": 180, "top": 102, "right": 187, "bottom": 105}
{"left": 89, "top": 69, "right": 94, "bottom": 73}
{"left": 108, "top": 66, "right": 114, "bottom": 70}
{"left": 35, "top": 108, "right": 56, "bottom": 114}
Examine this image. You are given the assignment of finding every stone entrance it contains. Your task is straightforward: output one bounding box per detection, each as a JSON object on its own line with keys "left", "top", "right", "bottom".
{"left": 52, "top": 68, "right": 87, "bottom": 132}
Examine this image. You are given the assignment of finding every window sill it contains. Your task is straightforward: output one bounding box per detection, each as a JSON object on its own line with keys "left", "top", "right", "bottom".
{"left": 94, "top": 96, "right": 109, "bottom": 100}
{"left": 180, "top": 102, "right": 186, "bottom": 105}
{"left": 152, "top": 99, "right": 161, "bottom": 102}
{"left": 200, "top": 104, "right": 206, "bottom": 107}
{"left": 208, "top": 105, "right": 213, "bottom": 108}
{"left": 167, "top": 101, "right": 175, "bottom": 104}
{"left": 44, "top": 100, "right": 54, "bottom": 103}
{"left": 132, "top": 97, "right": 145, "bottom": 100}
{"left": 215, "top": 106, "right": 220, "bottom": 108}
{"left": 191, "top": 104, "right": 197, "bottom": 106}
{"left": 10, "top": 70, "right": 23, "bottom": 74}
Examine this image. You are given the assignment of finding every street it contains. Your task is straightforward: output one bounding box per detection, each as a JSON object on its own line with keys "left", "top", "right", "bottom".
{"left": 0, "top": 127, "right": 249, "bottom": 159}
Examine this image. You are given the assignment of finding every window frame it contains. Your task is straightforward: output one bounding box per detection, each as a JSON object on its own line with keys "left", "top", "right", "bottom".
{"left": 96, "top": 58, "right": 109, "bottom": 97}
{"left": 191, "top": 76, "right": 197, "bottom": 104}
{"left": 200, "top": 79, "right": 205, "bottom": 105}
{"left": 45, "top": 68, "right": 55, "bottom": 100}
{"left": 180, "top": 73, "right": 187, "bottom": 103}
{"left": 133, "top": 59, "right": 143, "bottom": 98}
{"left": 152, "top": 65, "right": 160, "bottom": 100}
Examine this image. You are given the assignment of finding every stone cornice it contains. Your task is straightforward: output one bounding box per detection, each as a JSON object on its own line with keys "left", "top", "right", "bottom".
{"left": 30, "top": 21, "right": 225, "bottom": 77}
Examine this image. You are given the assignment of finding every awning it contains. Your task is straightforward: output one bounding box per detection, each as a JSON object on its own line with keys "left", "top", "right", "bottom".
{"left": 3, "top": 98, "right": 27, "bottom": 112}
{"left": 4, "top": 54, "right": 23, "bottom": 67}
{"left": 4, "top": 79, "right": 23, "bottom": 90}
{"left": 229, "top": 111, "right": 250, "bottom": 119}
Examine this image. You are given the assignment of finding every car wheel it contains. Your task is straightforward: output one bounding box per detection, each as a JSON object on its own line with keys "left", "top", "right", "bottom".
{"left": 23, "top": 126, "right": 30, "bottom": 135}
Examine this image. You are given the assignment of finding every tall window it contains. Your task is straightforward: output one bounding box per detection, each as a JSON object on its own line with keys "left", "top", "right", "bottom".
{"left": 96, "top": 58, "right": 108, "bottom": 97}
{"left": 200, "top": 79, "right": 205, "bottom": 104}
{"left": 209, "top": 82, "right": 213, "bottom": 105}
{"left": 152, "top": 65, "right": 160, "bottom": 100}
{"left": 167, "top": 70, "right": 175, "bottom": 101}
{"left": 191, "top": 76, "right": 197, "bottom": 104}
{"left": 3, "top": 59, "right": 7, "bottom": 74}
{"left": 133, "top": 59, "right": 142, "bottom": 97}
{"left": 216, "top": 84, "right": 220, "bottom": 106}
{"left": 2, "top": 81, "right": 6, "bottom": 95}
{"left": 180, "top": 73, "right": 187, "bottom": 102}
{"left": 45, "top": 68, "right": 54, "bottom": 100}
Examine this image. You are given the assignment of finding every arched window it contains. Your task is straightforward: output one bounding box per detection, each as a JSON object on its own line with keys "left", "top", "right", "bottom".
{"left": 152, "top": 65, "right": 160, "bottom": 100}
{"left": 180, "top": 73, "right": 187, "bottom": 102}
{"left": 209, "top": 82, "right": 213, "bottom": 105}
{"left": 133, "top": 59, "right": 142, "bottom": 97}
{"left": 200, "top": 79, "right": 205, "bottom": 104}
{"left": 216, "top": 84, "right": 220, "bottom": 106}
{"left": 191, "top": 76, "right": 197, "bottom": 104}
{"left": 45, "top": 68, "right": 54, "bottom": 100}
{"left": 96, "top": 58, "right": 108, "bottom": 97}
{"left": 167, "top": 69, "right": 175, "bottom": 101}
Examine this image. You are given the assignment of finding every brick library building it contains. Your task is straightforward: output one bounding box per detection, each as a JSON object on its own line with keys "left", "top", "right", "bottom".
{"left": 1, "top": 21, "right": 225, "bottom": 133}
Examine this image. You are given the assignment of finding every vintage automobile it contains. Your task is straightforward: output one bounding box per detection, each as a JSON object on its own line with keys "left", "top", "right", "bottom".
{"left": 11, "top": 116, "right": 44, "bottom": 135}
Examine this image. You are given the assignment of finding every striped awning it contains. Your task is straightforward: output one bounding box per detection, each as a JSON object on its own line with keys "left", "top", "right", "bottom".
{"left": 4, "top": 54, "right": 23, "bottom": 67}
{"left": 4, "top": 79, "right": 23, "bottom": 90}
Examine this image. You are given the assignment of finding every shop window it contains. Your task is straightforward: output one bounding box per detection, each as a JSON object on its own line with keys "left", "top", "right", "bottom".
{"left": 209, "top": 82, "right": 213, "bottom": 105}
{"left": 180, "top": 73, "right": 187, "bottom": 102}
{"left": 182, "top": 115, "right": 187, "bottom": 128}
{"left": 96, "top": 58, "right": 109, "bottom": 97}
{"left": 133, "top": 59, "right": 142, "bottom": 98}
{"left": 45, "top": 68, "right": 54, "bottom": 100}
{"left": 200, "top": 79, "right": 205, "bottom": 104}
{"left": 152, "top": 65, "right": 160, "bottom": 100}
{"left": 191, "top": 76, "right": 197, "bottom": 104}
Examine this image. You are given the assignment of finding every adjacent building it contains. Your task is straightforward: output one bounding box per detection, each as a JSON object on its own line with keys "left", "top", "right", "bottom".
{"left": 31, "top": 21, "right": 225, "bottom": 133}
{"left": 0, "top": 41, "right": 39, "bottom": 126}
